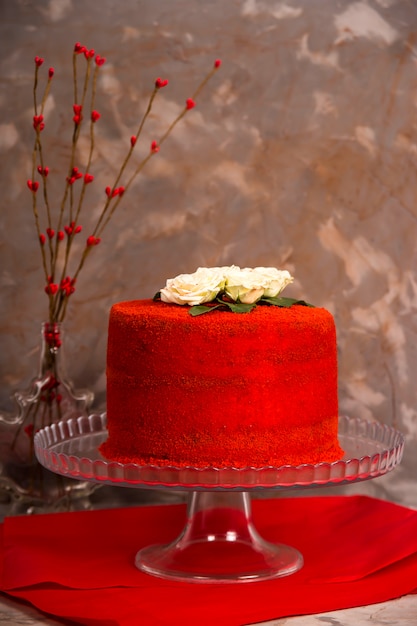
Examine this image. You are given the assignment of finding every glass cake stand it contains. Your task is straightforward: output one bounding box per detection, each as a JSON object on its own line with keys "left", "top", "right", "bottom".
{"left": 34, "top": 414, "right": 404, "bottom": 584}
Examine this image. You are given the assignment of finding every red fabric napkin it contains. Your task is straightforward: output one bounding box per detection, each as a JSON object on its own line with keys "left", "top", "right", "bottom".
{"left": 1, "top": 495, "right": 417, "bottom": 626}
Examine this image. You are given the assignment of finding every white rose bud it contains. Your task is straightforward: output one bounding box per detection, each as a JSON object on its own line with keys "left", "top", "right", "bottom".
{"left": 224, "top": 267, "right": 265, "bottom": 304}
{"left": 252, "top": 267, "right": 294, "bottom": 297}
{"left": 160, "top": 267, "right": 225, "bottom": 306}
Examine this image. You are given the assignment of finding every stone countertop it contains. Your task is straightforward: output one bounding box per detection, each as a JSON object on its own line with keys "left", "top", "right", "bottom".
{"left": 0, "top": 593, "right": 416, "bottom": 625}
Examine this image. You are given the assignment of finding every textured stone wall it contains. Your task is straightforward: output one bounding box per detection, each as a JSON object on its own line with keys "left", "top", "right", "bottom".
{"left": 1, "top": 0, "right": 416, "bottom": 506}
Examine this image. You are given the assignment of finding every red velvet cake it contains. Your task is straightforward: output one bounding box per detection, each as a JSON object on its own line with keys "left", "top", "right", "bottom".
{"left": 100, "top": 299, "right": 343, "bottom": 468}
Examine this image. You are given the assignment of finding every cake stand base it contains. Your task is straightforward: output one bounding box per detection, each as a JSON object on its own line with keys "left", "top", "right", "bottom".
{"left": 135, "top": 491, "right": 303, "bottom": 583}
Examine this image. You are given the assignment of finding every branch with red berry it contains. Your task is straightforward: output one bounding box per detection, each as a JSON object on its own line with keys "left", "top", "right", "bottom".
{"left": 27, "top": 43, "right": 222, "bottom": 324}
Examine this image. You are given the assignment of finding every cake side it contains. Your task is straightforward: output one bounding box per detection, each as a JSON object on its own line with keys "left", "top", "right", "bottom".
{"left": 100, "top": 299, "right": 343, "bottom": 468}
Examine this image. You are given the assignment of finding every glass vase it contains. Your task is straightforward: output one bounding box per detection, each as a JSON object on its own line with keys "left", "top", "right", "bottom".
{"left": 0, "top": 322, "right": 97, "bottom": 516}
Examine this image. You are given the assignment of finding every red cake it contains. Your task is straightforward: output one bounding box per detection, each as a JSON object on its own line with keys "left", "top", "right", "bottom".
{"left": 100, "top": 299, "right": 343, "bottom": 468}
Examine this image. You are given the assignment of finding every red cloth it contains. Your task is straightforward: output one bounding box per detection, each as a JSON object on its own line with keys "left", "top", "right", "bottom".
{"left": 1, "top": 495, "right": 417, "bottom": 626}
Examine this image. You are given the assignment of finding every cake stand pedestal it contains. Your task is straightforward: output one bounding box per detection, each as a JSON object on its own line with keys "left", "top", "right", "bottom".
{"left": 137, "top": 490, "right": 302, "bottom": 582}
{"left": 34, "top": 414, "right": 404, "bottom": 583}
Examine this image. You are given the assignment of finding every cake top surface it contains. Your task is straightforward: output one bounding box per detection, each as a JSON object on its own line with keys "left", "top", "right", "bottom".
{"left": 110, "top": 298, "right": 335, "bottom": 337}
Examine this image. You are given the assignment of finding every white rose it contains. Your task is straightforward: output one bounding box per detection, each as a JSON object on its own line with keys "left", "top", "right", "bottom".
{"left": 160, "top": 267, "right": 225, "bottom": 306}
{"left": 224, "top": 267, "right": 265, "bottom": 304}
{"left": 252, "top": 267, "right": 294, "bottom": 297}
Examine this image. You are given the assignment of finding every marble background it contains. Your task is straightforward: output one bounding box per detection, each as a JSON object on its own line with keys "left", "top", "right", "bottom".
{"left": 1, "top": 0, "right": 417, "bottom": 508}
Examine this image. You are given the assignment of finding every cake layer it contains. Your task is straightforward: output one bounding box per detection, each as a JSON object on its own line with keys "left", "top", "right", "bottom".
{"left": 100, "top": 299, "right": 343, "bottom": 468}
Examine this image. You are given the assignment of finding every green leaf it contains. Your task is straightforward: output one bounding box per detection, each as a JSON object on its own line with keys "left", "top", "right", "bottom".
{"left": 294, "top": 299, "right": 315, "bottom": 308}
{"left": 260, "top": 296, "right": 314, "bottom": 308}
{"left": 224, "top": 301, "right": 256, "bottom": 314}
{"left": 153, "top": 291, "right": 161, "bottom": 301}
{"left": 189, "top": 301, "right": 256, "bottom": 316}
{"left": 189, "top": 304, "right": 223, "bottom": 316}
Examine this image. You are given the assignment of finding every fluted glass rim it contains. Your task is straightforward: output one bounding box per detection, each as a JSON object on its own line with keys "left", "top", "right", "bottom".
{"left": 34, "top": 414, "right": 405, "bottom": 491}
